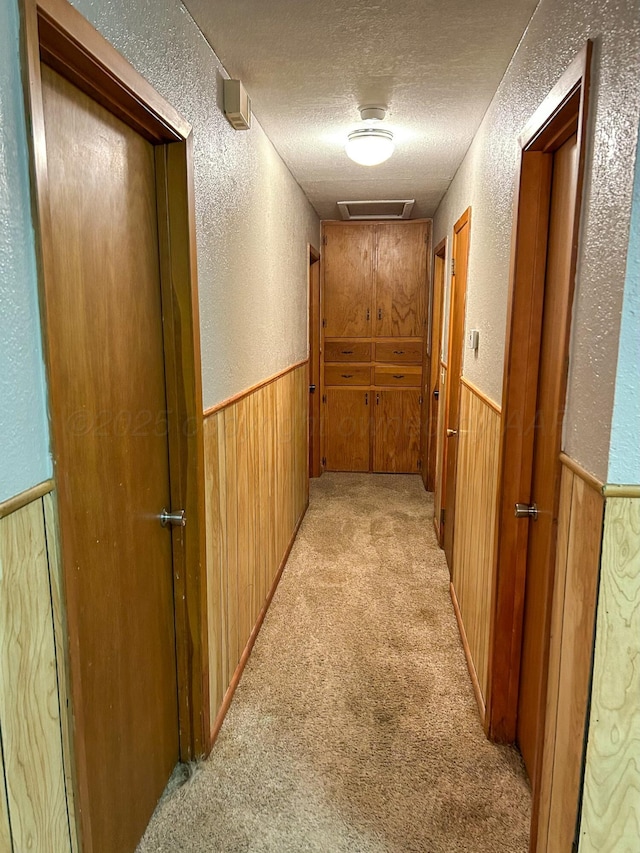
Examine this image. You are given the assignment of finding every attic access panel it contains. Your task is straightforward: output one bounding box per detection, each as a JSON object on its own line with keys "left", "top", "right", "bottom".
{"left": 337, "top": 200, "right": 415, "bottom": 220}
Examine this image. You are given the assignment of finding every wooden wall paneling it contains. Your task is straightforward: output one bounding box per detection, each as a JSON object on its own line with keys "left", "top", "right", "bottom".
{"left": 0, "top": 746, "right": 11, "bottom": 853}
{"left": 536, "top": 465, "right": 604, "bottom": 853}
{"left": 254, "top": 388, "right": 266, "bottom": 617}
{"left": 579, "top": 497, "right": 640, "bottom": 852}
{"left": 204, "top": 415, "right": 224, "bottom": 718}
{"left": 215, "top": 412, "right": 230, "bottom": 702}
{"left": 223, "top": 406, "right": 240, "bottom": 675}
{"left": 42, "top": 493, "right": 79, "bottom": 853}
{"left": 0, "top": 500, "right": 72, "bottom": 852}
{"left": 265, "top": 382, "right": 278, "bottom": 591}
{"left": 451, "top": 383, "right": 501, "bottom": 706}
{"left": 235, "top": 397, "right": 252, "bottom": 658}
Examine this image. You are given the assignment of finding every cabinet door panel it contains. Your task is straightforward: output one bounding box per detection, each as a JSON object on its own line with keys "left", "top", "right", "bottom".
{"left": 373, "top": 389, "right": 421, "bottom": 473}
{"left": 323, "top": 224, "right": 374, "bottom": 337}
{"left": 375, "top": 223, "right": 426, "bottom": 337}
{"left": 325, "top": 389, "right": 370, "bottom": 471}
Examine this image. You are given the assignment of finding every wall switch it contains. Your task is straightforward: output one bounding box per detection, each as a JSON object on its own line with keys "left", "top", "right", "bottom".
{"left": 467, "top": 329, "right": 480, "bottom": 351}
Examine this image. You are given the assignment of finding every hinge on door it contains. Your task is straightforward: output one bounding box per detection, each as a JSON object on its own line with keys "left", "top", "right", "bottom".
{"left": 321, "top": 456, "right": 327, "bottom": 467}
{"left": 441, "top": 508, "right": 445, "bottom": 525}
{"left": 322, "top": 234, "right": 327, "bottom": 246}
{"left": 417, "top": 459, "right": 422, "bottom": 470}
{"left": 322, "top": 394, "right": 327, "bottom": 404}
{"left": 419, "top": 395, "right": 423, "bottom": 405}
{"left": 451, "top": 257, "right": 456, "bottom": 276}
{"left": 322, "top": 318, "right": 327, "bottom": 328}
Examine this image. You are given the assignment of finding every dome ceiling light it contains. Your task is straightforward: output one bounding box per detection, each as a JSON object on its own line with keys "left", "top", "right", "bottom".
{"left": 345, "top": 106, "right": 395, "bottom": 166}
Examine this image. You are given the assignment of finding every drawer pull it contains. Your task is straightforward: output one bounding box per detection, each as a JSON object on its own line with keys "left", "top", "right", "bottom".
{"left": 341, "top": 374, "right": 354, "bottom": 379}
{"left": 393, "top": 350, "right": 405, "bottom": 355}
{"left": 341, "top": 350, "right": 354, "bottom": 355}
{"left": 393, "top": 374, "right": 405, "bottom": 379}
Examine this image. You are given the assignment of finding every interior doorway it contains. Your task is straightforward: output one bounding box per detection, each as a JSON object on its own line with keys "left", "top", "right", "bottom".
{"left": 24, "top": 1, "right": 208, "bottom": 850}
{"left": 442, "top": 209, "right": 471, "bottom": 571}
{"left": 485, "top": 43, "right": 592, "bottom": 852}
{"left": 423, "top": 239, "right": 446, "bottom": 491}
{"left": 308, "top": 245, "right": 321, "bottom": 477}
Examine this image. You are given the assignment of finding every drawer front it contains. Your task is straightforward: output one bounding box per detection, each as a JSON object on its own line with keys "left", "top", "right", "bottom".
{"left": 325, "top": 365, "right": 371, "bottom": 386}
{"left": 374, "top": 366, "right": 421, "bottom": 387}
{"left": 324, "top": 341, "right": 372, "bottom": 362}
{"left": 375, "top": 341, "right": 423, "bottom": 364}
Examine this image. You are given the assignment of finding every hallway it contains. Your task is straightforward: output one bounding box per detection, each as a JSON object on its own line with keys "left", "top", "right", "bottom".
{"left": 138, "top": 475, "right": 530, "bottom": 852}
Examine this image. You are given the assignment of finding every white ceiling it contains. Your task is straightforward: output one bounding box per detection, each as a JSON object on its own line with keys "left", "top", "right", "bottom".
{"left": 183, "top": 0, "right": 539, "bottom": 220}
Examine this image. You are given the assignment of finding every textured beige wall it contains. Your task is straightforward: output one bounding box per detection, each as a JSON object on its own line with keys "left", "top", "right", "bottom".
{"left": 433, "top": 0, "right": 640, "bottom": 482}
{"left": 71, "top": 0, "right": 320, "bottom": 410}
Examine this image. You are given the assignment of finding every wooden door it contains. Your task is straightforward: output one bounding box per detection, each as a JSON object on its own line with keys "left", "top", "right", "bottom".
{"left": 308, "top": 250, "right": 321, "bottom": 477}
{"left": 375, "top": 222, "right": 426, "bottom": 337}
{"left": 324, "top": 389, "right": 370, "bottom": 471}
{"left": 443, "top": 210, "right": 470, "bottom": 569}
{"left": 423, "top": 241, "right": 446, "bottom": 490}
{"left": 517, "top": 133, "right": 579, "bottom": 781}
{"left": 42, "top": 65, "right": 178, "bottom": 853}
{"left": 323, "top": 223, "right": 374, "bottom": 337}
{"left": 373, "top": 389, "right": 421, "bottom": 473}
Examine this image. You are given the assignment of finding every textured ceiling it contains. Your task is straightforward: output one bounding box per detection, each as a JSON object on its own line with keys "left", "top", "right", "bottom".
{"left": 183, "top": 0, "right": 539, "bottom": 220}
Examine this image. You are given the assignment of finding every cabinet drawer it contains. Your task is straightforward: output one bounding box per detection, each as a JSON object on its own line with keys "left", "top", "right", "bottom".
{"left": 374, "top": 366, "right": 421, "bottom": 387}
{"left": 375, "top": 341, "right": 422, "bottom": 364}
{"left": 325, "top": 365, "right": 371, "bottom": 386}
{"left": 324, "top": 341, "right": 372, "bottom": 362}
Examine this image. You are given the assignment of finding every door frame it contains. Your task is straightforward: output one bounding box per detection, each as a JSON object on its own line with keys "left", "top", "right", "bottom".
{"left": 442, "top": 208, "right": 471, "bottom": 570}
{"left": 308, "top": 244, "right": 321, "bottom": 477}
{"left": 423, "top": 238, "right": 446, "bottom": 491}
{"left": 20, "top": 0, "right": 209, "bottom": 841}
{"left": 485, "top": 42, "right": 592, "bottom": 846}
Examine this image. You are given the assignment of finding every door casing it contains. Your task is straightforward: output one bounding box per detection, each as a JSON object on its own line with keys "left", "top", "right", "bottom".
{"left": 423, "top": 238, "right": 446, "bottom": 491}
{"left": 484, "top": 42, "right": 592, "bottom": 853}
{"left": 20, "top": 0, "right": 209, "bottom": 846}
{"left": 442, "top": 208, "right": 471, "bottom": 571}
{"left": 308, "top": 245, "right": 321, "bottom": 477}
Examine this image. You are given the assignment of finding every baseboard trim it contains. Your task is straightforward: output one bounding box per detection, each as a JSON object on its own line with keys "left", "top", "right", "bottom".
{"left": 208, "top": 499, "right": 310, "bottom": 748}
{"left": 450, "top": 581, "right": 486, "bottom": 723}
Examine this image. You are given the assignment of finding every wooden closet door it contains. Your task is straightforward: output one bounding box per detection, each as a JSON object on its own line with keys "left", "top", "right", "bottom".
{"left": 323, "top": 223, "right": 374, "bottom": 337}
{"left": 373, "top": 389, "right": 421, "bottom": 473}
{"left": 374, "top": 222, "right": 426, "bottom": 337}
{"left": 324, "top": 389, "right": 370, "bottom": 471}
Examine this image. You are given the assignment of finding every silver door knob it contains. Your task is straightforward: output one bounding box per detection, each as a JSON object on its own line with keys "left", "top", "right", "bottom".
{"left": 514, "top": 503, "right": 538, "bottom": 520}
{"left": 160, "top": 508, "right": 186, "bottom": 527}
{"left": 447, "top": 428, "right": 458, "bottom": 437}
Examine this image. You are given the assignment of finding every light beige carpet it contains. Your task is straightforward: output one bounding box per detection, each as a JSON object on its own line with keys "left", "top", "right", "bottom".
{"left": 138, "top": 473, "right": 531, "bottom": 852}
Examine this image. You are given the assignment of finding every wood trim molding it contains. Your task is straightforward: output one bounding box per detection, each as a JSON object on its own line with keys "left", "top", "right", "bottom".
{"left": 559, "top": 452, "right": 603, "bottom": 493}
{"left": 460, "top": 376, "right": 502, "bottom": 416}
{"left": 601, "top": 484, "right": 640, "bottom": 498}
{"left": 450, "top": 583, "right": 486, "bottom": 722}
{"left": 35, "top": 0, "right": 190, "bottom": 143}
{"left": 203, "top": 359, "right": 309, "bottom": 419}
{"left": 209, "top": 501, "right": 309, "bottom": 746}
{"left": 0, "top": 480, "right": 54, "bottom": 519}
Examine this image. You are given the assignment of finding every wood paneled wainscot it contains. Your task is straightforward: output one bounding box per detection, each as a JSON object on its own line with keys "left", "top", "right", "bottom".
{"left": 0, "top": 486, "right": 77, "bottom": 852}
{"left": 579, "top": 492, "right": 640, "bottom": 853}
{"left": 536, "top": 458, "right": 604, "bottom": 852}
{"left": 203, "top": 362, "right": 308, "bottom": 737}
{"left": 450, "top": 379, "right": 502, "bottom": 716}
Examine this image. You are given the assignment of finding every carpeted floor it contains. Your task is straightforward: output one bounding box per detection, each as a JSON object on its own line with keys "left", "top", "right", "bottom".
{"left": 138, "top": 473, "right": 531, "bottom": 852}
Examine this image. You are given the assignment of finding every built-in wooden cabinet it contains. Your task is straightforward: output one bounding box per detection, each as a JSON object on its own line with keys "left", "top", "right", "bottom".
{"left": 321, "top": 219, "right": 431, "bottom": 474}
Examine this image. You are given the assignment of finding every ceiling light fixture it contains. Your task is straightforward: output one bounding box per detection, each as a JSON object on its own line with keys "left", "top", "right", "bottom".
{"left": 345, "top": 106, "right": 394, "bottom": 166}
